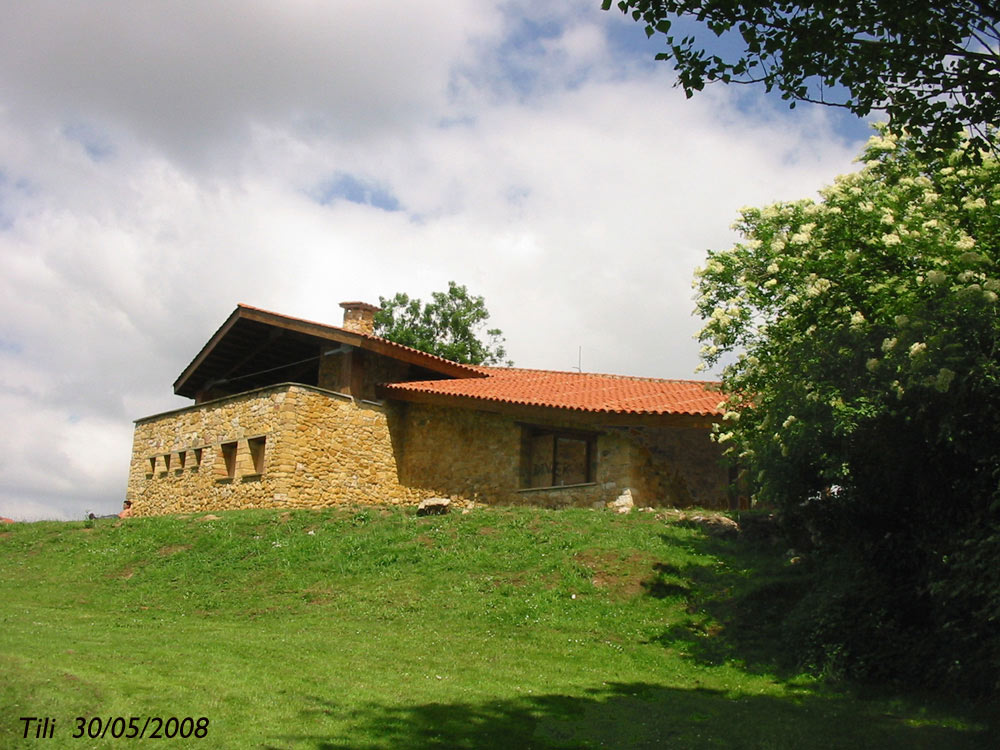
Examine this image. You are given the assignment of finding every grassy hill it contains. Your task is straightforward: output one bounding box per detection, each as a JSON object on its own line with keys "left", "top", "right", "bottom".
{"left": 0, "top": 506, "right": 994, "bottom": 748}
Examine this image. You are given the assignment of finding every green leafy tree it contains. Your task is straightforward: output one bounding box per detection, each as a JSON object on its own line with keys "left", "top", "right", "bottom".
{"left": 603, "top": 1, "right": 999, "bottom": 156}
{"left": 696, "top": 128, "right": 1000, "bottom": 692}
{"left": 374, "top": 281, "right": 512, "bottom": 366}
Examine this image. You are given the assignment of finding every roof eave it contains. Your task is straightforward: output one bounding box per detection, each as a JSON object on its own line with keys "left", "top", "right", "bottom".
{"left": 173, "top": 306, "right": 244, "bottom": 396}
{"left": 173, "top": 304, "right": 485, "bottom": 398}
{"left": 378, "top": 384, "right": 718, "bottom": 427}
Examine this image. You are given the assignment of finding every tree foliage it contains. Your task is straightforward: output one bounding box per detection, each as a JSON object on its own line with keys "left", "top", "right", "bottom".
{"left": 373, "top": 281, "right": 512, "bottom": 367}
{"left": 603, "top": 0, "right": 1000, "bottom": 156}
{"left": 696, "top": 129, "right": 1000, "bottom": 692}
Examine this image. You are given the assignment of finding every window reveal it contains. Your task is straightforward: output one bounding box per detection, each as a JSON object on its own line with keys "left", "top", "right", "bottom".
{"left": 248, "top": 436, "right": 266, "bottom": 475}
{"left": 521, "top": 426, "right": 596, "bottom": 489}
{"left": 220, "top": 441, "right": 238, "bottom": 480}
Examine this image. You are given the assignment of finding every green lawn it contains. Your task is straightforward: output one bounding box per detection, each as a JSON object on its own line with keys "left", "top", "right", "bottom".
{"left": 0, "top": 507, "right": 993, "bottom": 748}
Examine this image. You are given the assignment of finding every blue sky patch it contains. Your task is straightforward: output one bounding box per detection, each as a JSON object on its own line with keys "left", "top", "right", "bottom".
{"left": 0, "top": 170, "right": 14, "bottom": 231}
{"left": 493, "top": 16, "right": 565, "bottom": 96}
{"left": 312, "top": 173, "right": 401, "bottom": 211}
{"left": 605, "top": 13, "right": 874, "bottom": 143}
{"left": 62, "top": 122, "right": 115, "bottom": 162}
{"left": 0, "top": 337, "right": 23, "bottom": 355}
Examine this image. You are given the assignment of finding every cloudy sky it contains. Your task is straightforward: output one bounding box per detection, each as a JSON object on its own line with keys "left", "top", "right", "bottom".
{"left": 0, "top": 1, "right": 871, "bottom": 521}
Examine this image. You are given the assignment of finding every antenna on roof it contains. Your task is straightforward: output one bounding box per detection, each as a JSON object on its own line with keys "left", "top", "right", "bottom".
{"left": 572, "top": 346, "right": 582, "bottom": 372}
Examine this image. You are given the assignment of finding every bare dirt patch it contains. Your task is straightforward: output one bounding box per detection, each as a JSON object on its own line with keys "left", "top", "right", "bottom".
{"left": 485, "top": 570, "right": 562, "bottom": 590}
{"left": 157, "top": 544, "right": 191, "bottom": 557}
{"left": 303, "top": 585, "right": 337, "bottom": 605}
{"left": 573, "top": 550, "right": 662, "bottom": 600}
{"left": 109, "top": 565, "right": 136, "bottom": 580}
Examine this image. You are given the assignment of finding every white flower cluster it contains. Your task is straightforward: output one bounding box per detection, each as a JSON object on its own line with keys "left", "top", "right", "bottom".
{"left": 805, "top": 277, "right": 833, "bottom": 298}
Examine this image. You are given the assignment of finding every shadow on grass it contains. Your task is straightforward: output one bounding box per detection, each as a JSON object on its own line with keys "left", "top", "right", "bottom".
{"left": 643, "top": 530, "right": 815, "bottom": 678}
{"left": 266, "top": 682, "right": 992, "bottom": 749}
{"left": 640, "top": 562, "right": 692, "bottom": 599}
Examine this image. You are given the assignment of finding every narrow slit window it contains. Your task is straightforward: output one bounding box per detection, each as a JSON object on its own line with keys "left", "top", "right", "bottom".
{"left": 175, "top": 451, "right": 186, "bottom": 471}
{"left": 221, "top": 442, "right": 237, "bottom": 479}
{"left": 248, "top": 436, "right": 266, "bottom": 475}
{"left": 193, "top": 447, "right": 203, "bottom": 468}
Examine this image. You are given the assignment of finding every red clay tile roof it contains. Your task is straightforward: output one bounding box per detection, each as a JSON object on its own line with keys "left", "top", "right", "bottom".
{"left": 176, "top": 304, "right": 721, "bottom": 416}
{"left": 382, "top": 367, "right": 723, "bottom": 416}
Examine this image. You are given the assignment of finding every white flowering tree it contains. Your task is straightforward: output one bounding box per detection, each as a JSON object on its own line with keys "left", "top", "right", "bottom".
{"left": 695, "top": 128, "right": 1000, "bottom": 690}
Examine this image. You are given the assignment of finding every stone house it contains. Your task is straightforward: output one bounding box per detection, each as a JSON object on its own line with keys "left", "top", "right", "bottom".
{"left": 126, "top": 302, "right": 731, "bottom": 515}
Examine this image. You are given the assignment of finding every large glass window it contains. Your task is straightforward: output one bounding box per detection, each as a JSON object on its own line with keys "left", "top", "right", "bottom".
{"left": 520, "top": 426, "right": 595, "bottom": 489}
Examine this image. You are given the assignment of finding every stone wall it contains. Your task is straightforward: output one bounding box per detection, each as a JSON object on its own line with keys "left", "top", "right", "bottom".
{"left": 317, "top": 348, "right": 423, "bottom": 401}
{"left": 127, "top": 384, "right": 730, "bottom": 516}
{"left": 273, "top": 388, "right": 427, "bottom": 508}
{"left": 610, "top": 426, "right": 729, "bottom": 508}
{"left": 127, "top": 384, "right": 433, "bottom": 516}
{"left": 396, "top": 404, "right": 729, "bottom": 509}
{"left": 396, "top": 403, "right": 522, "bottom": 504}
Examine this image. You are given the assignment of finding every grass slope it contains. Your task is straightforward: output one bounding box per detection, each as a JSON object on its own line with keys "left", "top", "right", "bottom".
{"left": 0, "top": 507, "right": 994, "bottom": 749}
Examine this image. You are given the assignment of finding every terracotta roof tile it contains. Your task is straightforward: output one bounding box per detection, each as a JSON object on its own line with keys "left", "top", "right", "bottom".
{"left": 382, "top": 367, "right": 723, "bottom": 416}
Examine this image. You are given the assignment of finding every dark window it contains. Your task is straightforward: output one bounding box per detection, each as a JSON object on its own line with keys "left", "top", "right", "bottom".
{"left": 520, "top": 426, "right": 595, "bottom": 489}
{"left": 248, "top": 436, "right": 266, "bottom": 475}
{"left": 193, "top": 447, "right": 203, "bottom": 468}
{"left": 220, "top": 442, "right": 237, "bottom": 479}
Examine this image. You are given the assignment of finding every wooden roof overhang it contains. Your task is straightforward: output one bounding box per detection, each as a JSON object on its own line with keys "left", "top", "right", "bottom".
{"left": 173, "top": 305, "right": 485, "bottom": 399}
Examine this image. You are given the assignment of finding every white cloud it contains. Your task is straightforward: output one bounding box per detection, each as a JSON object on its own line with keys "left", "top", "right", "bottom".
{"left": 0, "top": 1, "right": 501, "bottom": 166}
{"left": 0, "top": 1, "right": 864, "bottom": 521}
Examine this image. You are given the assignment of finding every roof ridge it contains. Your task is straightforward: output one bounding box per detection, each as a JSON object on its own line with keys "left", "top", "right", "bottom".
{"left": 477, "top": 365, "right": 719, "bottom": 386}
{"left": 234, "top": 305, "right": 718, "bottom": 388}
{"left": 382, "top": 370, "right": 724, "bottom": 417}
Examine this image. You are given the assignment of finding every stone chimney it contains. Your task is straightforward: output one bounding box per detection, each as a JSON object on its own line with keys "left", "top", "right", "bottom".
{"left": 339, "top": 301, "right": 380, "bottom": 336}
